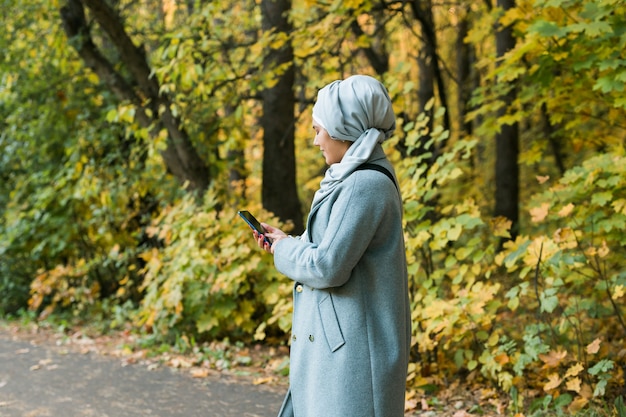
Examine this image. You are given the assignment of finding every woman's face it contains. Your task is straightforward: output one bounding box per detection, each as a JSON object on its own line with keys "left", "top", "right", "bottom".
{"left": 313, "top": 121, "right": 351, "bottom": 165}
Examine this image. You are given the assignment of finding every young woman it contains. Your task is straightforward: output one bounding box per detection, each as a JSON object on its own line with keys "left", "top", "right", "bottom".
{"left": 253, "top": 75, "right": 411, "bottom": 417}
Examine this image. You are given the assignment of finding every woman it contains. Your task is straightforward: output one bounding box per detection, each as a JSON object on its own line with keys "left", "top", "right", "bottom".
{"left": 254, "top": 75, "right": 411, "bottom": 417}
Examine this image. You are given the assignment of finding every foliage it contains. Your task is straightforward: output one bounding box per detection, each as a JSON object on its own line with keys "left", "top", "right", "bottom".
{"left": 1, "top": 0, "right": 626, "bottom": 414}
{"left": 136, "top": 185, "right": 293, "bottom": 343}
{"left": 468, "top": 0, "right": 626, "bottom": 174}
{"left": 0, "top": 0, "right": 181, "bottom": 316}
{"left": 495, "top": 151, "right": 626, "bottom": 413}
{"left": 395, "top": 105, "right": 625, "bottom": 413}
{"left": 395, "top": 106, "right": 506, "bottom": 397}
{"left": 149, "top": 1, "right": 267, "bottom": 170}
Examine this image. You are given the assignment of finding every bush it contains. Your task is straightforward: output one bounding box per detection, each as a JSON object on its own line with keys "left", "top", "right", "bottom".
{"left": 395, "top": 108, "right": 625, "bottom": 414}
{"left": 135, "top": 187, "right": 293, "bottom": 344}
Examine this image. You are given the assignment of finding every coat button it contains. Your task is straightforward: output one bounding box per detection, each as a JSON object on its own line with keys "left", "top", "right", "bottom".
{"left": 295, "top": 284, "right": 303, "bottom": 293}
{"left": 292, "top": 334, "right": 297, "bottom": 341}
{"left": 308, "top": 335, "right": 314, "bottom": 342}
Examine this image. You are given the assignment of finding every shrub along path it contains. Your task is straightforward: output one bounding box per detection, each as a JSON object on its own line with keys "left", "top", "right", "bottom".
{"left": 0, "top": 323, "right": 285, "bottom": 417}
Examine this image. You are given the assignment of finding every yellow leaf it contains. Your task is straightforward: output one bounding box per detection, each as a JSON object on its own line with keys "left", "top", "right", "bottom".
{"left": 539, "top": 350, "right": 567, "bottom": 368}
{"left": 254, "top": 376, "right": 274, "bottom": 385}
{"left": 584, "top": 246, "right": 597, "bottom": 257}
{"left": 612, "top": 198, "right": 626, "bottom": 215}
{"left": 269, "top": 33, "right": 288, "bottom": 49}
{"left": 568, "top": 397, "right": 588, "bottom": 414}
{"left": 501, "top": 6, "right": 526, "bottom": 26}
{"left": 339, "top": 0, "right": 365, "bottom": 9}
{"left": 190, "top": 368, "right": 209, "bottom": 378}
{"left": 558, "top": 203, "right": 574, "bottom": 217}
{"left": 536, "top": 175, "right": 550, "bottom": 184}
{"left": 566, "top": 377, "right": 582, "bottom": 393}
{"left": 487, "top": 332, "right": 500, "bottom": 347}
{"left": 612, "top": 285, "right": 624, "bottom": 300}
{"left": 565, "top": 363, "right": 584, "bottom": 378}
{"left": 580, "top": 383, "right": 593, "bottom": 399}
{"left": 491, "top": 216, "right": 512, "bottom": 238}
{"left": 530, "top": 203, "right": 550, "bottom": 222}
{"left": 495, "top": 251, "right": 506, "bottom": 267}
{"left": 586, "top": 338, "right": 601, "bottom": 354}
{"left": 598, "top": 240, "right": 610, "bottom": 258}
{"left": 523, "top": 237, "right": 558, "bottom": 267}
{"left": 543, "top": 373, "right": 562, "bottom": 392}
{"left": 553, "top": 227, "right": 577, "bottom": 249}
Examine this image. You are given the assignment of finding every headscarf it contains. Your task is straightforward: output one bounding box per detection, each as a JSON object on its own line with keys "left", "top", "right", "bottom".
{"left": 310, "top": 75, "right": 396, "bottom": 210}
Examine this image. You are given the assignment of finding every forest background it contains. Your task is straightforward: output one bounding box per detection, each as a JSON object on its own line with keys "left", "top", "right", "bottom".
{"left": 1, "top": 0, "right": 625, "bottom": 415}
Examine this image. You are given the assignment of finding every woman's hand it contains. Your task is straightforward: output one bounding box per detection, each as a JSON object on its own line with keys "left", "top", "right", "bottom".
{"left": 253, "top": 223, "right": 288, "bottom": 254}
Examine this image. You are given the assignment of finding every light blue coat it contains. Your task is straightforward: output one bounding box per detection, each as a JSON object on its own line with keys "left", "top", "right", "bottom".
{"left": 273, "top": 151, "right": 411, "bottom": 417}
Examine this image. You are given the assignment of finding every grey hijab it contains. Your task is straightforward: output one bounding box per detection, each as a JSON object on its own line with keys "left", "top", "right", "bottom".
{"left": 310, "top": 75, "right": 396, "bottom": 210}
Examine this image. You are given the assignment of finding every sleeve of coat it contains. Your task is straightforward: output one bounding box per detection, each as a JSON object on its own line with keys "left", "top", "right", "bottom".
{"left": 272, "top": 171, "right": 395, "bottom": 289}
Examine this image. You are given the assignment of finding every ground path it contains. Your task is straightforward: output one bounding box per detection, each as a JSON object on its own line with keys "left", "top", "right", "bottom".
{"left": 0, "top": 323, "right": 503, "bottom": 417}
{"left": 0, "top": 325, "right": 284, "bottom": 417}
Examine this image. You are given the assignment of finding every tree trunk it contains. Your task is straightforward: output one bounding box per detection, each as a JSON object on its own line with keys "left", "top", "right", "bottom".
{"left": 350, "top": 17, "right": 389, "bottom": 75}
{"left": 542, "top": 103, "right": 566, "bottom": 175}
{"left": 456, "top": 11, "right": 474, "bottom": 138}
{"left": 260, "top": 0, "right": 303, "bottom": 233}
{"left": 494, "top": 0, "right": 520, "bottom": 239}
{"left": 409, "top": 0, "right": 450, "bottom": 161}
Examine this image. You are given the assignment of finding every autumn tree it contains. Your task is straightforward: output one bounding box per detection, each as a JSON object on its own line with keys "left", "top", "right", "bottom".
{"left": 60, "top": 0, "right": 211, "bottom": 193}
{"left": 260, "top": 0, "right": 303, "bottom": 232}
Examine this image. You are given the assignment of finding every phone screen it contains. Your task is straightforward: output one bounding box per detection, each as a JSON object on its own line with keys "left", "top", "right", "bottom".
{"left": 238, "top": 210, "right": 272, "bottom": 243}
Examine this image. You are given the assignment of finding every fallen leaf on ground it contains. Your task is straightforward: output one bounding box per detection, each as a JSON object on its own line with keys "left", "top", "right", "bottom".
{"left": 190, "top": 368, "right": 209, "bottom": 378}
{"left": 404, "top": 398, "right": 417, "bottom": 411}
{"left": 566, "top": 377, "right": 581, "bottom": 393}
{"left": 568, "top": 396, "right": 589, "bottom": 414}
{"left": 565, "top": 362, "right": 584, "bottom": 378}
{"left": 543, "top": 373, "right": 562, "bottom": 392}
{"left": 539, "top": 350, "right": 567, "bottom": 368}
{"left": 253, "top": 376, "right": 273, "bottom": 385}
{"left": 586, "top": 338, "right": 601, "bottom": 354}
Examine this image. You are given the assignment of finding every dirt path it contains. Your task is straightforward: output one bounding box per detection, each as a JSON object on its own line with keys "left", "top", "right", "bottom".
{"left": 0, "top": 328, "right": 284, "bottom": 417}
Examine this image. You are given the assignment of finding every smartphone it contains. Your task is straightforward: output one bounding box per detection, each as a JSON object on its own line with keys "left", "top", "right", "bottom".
{"left": 238, "top": 210, "right": 272, "bottom": 244}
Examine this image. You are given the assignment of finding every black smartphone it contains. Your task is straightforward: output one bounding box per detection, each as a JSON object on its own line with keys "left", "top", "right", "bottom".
{"left": 238, "top": 210, "right": 272, "bottom": 244}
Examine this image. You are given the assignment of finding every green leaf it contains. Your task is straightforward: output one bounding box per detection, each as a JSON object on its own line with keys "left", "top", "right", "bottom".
{"left": 591, "top": 191, "right": 613, "bottom": 206}
{"left": 540, "top": 291, "right": 559, "bottom": 313}
{"left": 529, "top": 20, "right": 566, "bottom": 37}
{"left": 446, "top": 223, "right": 463, "bottom": 241}
{"left": 594, "top": 77, "right": 624, "bottom": 93}
{"left": 594, "top": 379, "right": 608, "bottom": 397}
{"left": 588, "top": 359, "right": 614, "bottom": 376}
{"left": 568, "top": 21, "right": 612, "bottom": 37}
{"left": 539, "top": 0, "right": 567, "bottom": 7}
